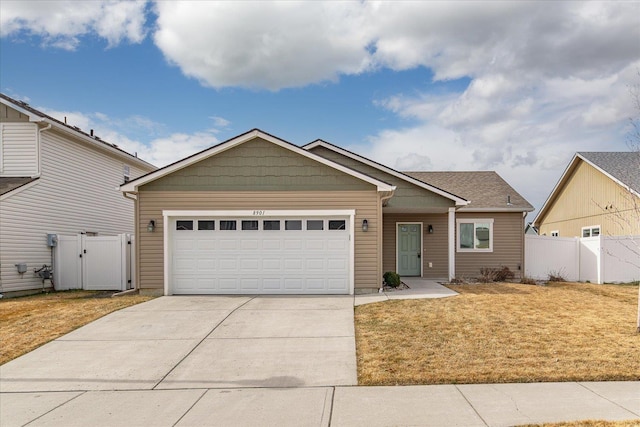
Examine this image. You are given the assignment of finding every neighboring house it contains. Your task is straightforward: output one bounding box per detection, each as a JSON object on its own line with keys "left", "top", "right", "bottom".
{"left": 533, "top": 152, "right": 640, "bottom": 238}
{"left": 121, "top": 129, "right": 533, "bottom": 296}
{"left": 525, "top": 223, "right": 539, "bottom": 235}
{"left": 0, "top": 94, "right": 155, "bottom": 296}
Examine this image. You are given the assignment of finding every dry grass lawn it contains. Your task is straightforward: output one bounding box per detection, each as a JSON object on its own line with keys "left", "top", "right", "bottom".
{"left": 0, "top": 290, "right": 154, "bottom": 365}
{"left": 356, "top": 282, "right": 640, "bottom": 385}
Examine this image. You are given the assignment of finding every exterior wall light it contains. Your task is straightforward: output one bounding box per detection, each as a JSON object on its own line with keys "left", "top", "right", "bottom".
{"left": 362, "top": 219, "right": 369, "bottom": 232}
{"left": 428, "top": 224, "right": 434, "bottom": 234}
{"left": 147, "top": 220, "right": 156, "bottom": 232}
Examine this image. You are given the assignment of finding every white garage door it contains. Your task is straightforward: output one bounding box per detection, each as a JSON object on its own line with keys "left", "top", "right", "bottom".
{"left": 169, "top": 216, "right": 351, "bottom": 294}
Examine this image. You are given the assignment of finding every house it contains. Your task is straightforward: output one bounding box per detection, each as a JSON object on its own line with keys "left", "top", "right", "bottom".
{"left": 533, "top": 152, "right": 640, "bottom": 238}
{"left": 120, "top": 129, "right": 533, "bottom": 295}
{"left": 525, "top": 222, "right": 539, "bottom": 235}
{"left": 0, "top": 94, "right": 155, "bottom": 296}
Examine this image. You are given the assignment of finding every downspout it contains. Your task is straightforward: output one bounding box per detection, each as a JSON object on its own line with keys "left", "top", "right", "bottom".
{"left": 123, "top": 192, "right": 139, "bottom": 290}
{"left": 36, "top": 122, "right": 52, "bottom": 177}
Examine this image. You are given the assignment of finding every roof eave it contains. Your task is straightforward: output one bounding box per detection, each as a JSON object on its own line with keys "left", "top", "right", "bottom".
{"left": 121, "top": 130, "right": 393, "bottom": 193}
{"left": 304, "top": 139, "right": 469, "bottom": 205}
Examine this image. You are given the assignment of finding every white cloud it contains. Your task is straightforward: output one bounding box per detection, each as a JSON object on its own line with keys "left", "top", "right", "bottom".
{"left": 0, "top": 0, "right": 147, "bottom": 49}
{"left": 38, "top": 108, "right": 219, "bottom": 167}
{"left": 151, "top": 1, "right": 639, "bottom": 90}
{"left": 153, "top": 1, "right": 372, "bottom": 90}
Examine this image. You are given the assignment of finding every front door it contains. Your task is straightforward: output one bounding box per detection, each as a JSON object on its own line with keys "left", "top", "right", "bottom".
{"left": 397, "top": 224, "right": 421, "bottom": 276}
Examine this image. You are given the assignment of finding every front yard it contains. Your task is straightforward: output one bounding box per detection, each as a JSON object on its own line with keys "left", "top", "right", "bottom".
{"left": 356, "top": 282, "right": 640, "bottom": 385}
{"left": 0, "top": 291, "right": 154, "bottom": 365}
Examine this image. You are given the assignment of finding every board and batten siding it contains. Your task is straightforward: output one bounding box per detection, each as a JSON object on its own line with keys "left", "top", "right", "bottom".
{"left": 454, "top": 212, "right": 525, "bottom": 279}
{"left": 136, "top": 191, "right": 381, "bottom": 293}
{"left": 0, "top": 127, "right": 150, "bottom": 293}
{"left": 382, "top": 213, "right": 449, "bottom": 279}
{"left": 0, "top": 123, "right": 39, "bottom": 176}
{"left": 537, "top": 161, "right": 640, "bottom": 237}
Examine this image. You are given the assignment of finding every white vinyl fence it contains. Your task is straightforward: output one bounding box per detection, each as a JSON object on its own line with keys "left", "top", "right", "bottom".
{"left": 54, "top": 234, "right": 135, "bottom": 291}
{"left": 525, "top": 234, "right": 640, "bottom": 283}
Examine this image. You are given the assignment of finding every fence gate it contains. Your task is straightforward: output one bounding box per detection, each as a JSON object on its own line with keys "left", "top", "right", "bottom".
{"left": 54, "top": 234, "right": 134, "bottom": 291}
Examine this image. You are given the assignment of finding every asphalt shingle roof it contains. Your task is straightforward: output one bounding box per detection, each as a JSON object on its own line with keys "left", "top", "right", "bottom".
{"left": 578, "top": 151, "right": 640, "bottom": 193}
{"left": 405, "top": 171, "right": 534, "bottom": 211}
{"left": 0, "top": 177, "right": 38, "bottom": 196}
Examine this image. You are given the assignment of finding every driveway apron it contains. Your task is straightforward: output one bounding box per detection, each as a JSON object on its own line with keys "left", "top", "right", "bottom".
{"left": 0, "top": 295, "right": 357, "bottom": 393}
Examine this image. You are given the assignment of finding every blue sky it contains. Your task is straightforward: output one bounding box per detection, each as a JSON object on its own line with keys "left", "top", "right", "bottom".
{"left": 1, "top": 1, "right": 639, "bottom": 219}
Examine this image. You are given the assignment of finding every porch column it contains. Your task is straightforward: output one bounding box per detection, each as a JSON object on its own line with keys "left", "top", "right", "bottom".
{"left": 448, "top": 207, "right": 455, "bottom": 281}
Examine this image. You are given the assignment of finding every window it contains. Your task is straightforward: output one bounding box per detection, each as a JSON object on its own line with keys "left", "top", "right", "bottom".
{"left": 219, "top": 220, "right": 237, "bottom": 230}
{"left": 457, "top": 219, "right": 493, "bottom": 252}
{"left": 285, "top": 220, "right": 302, "bottom": 230}
{"left": 241, "top": 220, "right": 259, "bottom": 230}
{"left": 306, "top": 220, "right": 324, "bottom": 230}
{"left": 551, "top": 231, "right": 559, "bottom": 237}
{"left": 329, "top": 220, "right": 346, "bottom": 230}
{"left": 582, "top": 226, "right": 600, "bottom": 238}
{"left": 123, "top": 165, "right": 130, "bottom": 183}
{"left": 263, "top": 220, "right": 280, "bottom": 230}
{"left": 176, "top": 220, "right": 193, "bottom": 231}
{"left": 198, "top": 220, "right": 215, "bottom": 231}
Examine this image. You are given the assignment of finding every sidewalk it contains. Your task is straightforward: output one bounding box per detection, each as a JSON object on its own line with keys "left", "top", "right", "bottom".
{"left": 2, "top": 381, "right": 638, "bottom": 426}
{"left": 354, "top": 277, "right": 458, "bottom": 306}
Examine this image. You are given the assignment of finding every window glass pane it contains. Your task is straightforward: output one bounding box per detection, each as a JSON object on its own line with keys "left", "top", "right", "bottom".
{"left": 176, "top": 220, "right": 193, "bottom": 231}
{"left": 219, "top": 220, "right": 237, "bottom": 230}
{"left": 285, "top": 220, "right": 302, "bottom": 230}
{"left": 198, "top": 220, "right": 215, "bottom": 231}
{"left": 592, "top": 228, "right": 600, "bottom": 236}
{"left": 307, "top": 220, "right": 323, "bottom": 230}
{"left": 263, "top": 220, "right": 280, "bottom": 230}
{"left": 241, "top": 220, "right": 259, "bottom": 230}
{"left": 582, "top": 229, "right": 591, "bottom": 238}
{"left": 459, "top": 223, "right": 473, "bottom": 248}
{"left": 329, "top": 220, "right": 346, "bottom": 230}
{"left": 475, "top": 224, "right": 490, "bottom": 249}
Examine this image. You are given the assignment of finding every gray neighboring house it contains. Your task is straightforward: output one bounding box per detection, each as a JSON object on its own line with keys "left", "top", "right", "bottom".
{"left": 0, "top": 94, "right": 155, "bottom": 296}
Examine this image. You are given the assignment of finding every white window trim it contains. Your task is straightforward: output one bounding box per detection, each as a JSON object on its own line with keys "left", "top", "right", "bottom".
{"left": 456, "top": 218, "right": 494, "bottom": 252}
{"left": 581, "top": 225, "right": 601, "bottom": 238}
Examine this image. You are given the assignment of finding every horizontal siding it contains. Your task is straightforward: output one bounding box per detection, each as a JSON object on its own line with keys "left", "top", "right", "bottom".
{"left": 0, "top": 128, "right": 151, "bottom": 293}
{"left": 455, "top": 212, "right": 525, "bottom": 279}
{"left": 383, "top": 213, "right": 449, "bottom": 279}
{"left": 1, "top": 123, "right": 38, "bottom": 176}
{"left": 538, "top": 161, "right": 640, "bottom": 237}
{"left": 137, "top": 190, "right": 380, "bottom": 291}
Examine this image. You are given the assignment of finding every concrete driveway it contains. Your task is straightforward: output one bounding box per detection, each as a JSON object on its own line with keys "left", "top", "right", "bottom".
{"left": 0, "top": 295, "right": 357, "bottom": 393}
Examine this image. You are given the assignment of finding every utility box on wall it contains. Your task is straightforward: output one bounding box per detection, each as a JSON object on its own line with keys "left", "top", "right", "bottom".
{"left": 47, "top": 234, "right": 58, "bottom": 247}
{"left": 15, "top": 263, "right": 27, "bottom": 274}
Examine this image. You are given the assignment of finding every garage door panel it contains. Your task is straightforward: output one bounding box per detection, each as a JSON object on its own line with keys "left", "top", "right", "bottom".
{"left": 284, "top": 239, "right": 303, "bottom": 250}
{"left": 170, "top": 216, "right": 350, "bottom": 295}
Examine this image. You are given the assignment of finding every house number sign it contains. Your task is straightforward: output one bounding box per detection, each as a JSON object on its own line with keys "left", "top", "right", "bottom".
{"left": 252, "top": 210, "right": 266, "bottom": 216}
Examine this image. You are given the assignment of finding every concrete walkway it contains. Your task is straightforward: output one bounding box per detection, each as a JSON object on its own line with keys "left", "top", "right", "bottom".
{"left": 354, "top": 278, "right": 458, "bottom": 306}
{"left": 1, "top": 294, "right": 639, "bottom": 426}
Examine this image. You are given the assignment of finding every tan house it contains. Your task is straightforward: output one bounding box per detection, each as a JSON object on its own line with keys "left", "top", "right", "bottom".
{"left": 121, "top": 129, "right": 533, "bottom": 295}
{"left": 534, "top": 152, "right": 640, "bottom": 238}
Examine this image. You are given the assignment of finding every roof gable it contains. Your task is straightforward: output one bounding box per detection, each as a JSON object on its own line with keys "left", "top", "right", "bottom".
{"left": 0, "top": 93, "right": 154, "bottom": 171}
{"left": 122, "top": 129, "right": 395, "bottom": 193}
{"left": 304, "top": 140, "right": 468, "bottom": 206}
{"left": 533, "top": 152, "right": 640, "bottom": 226}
